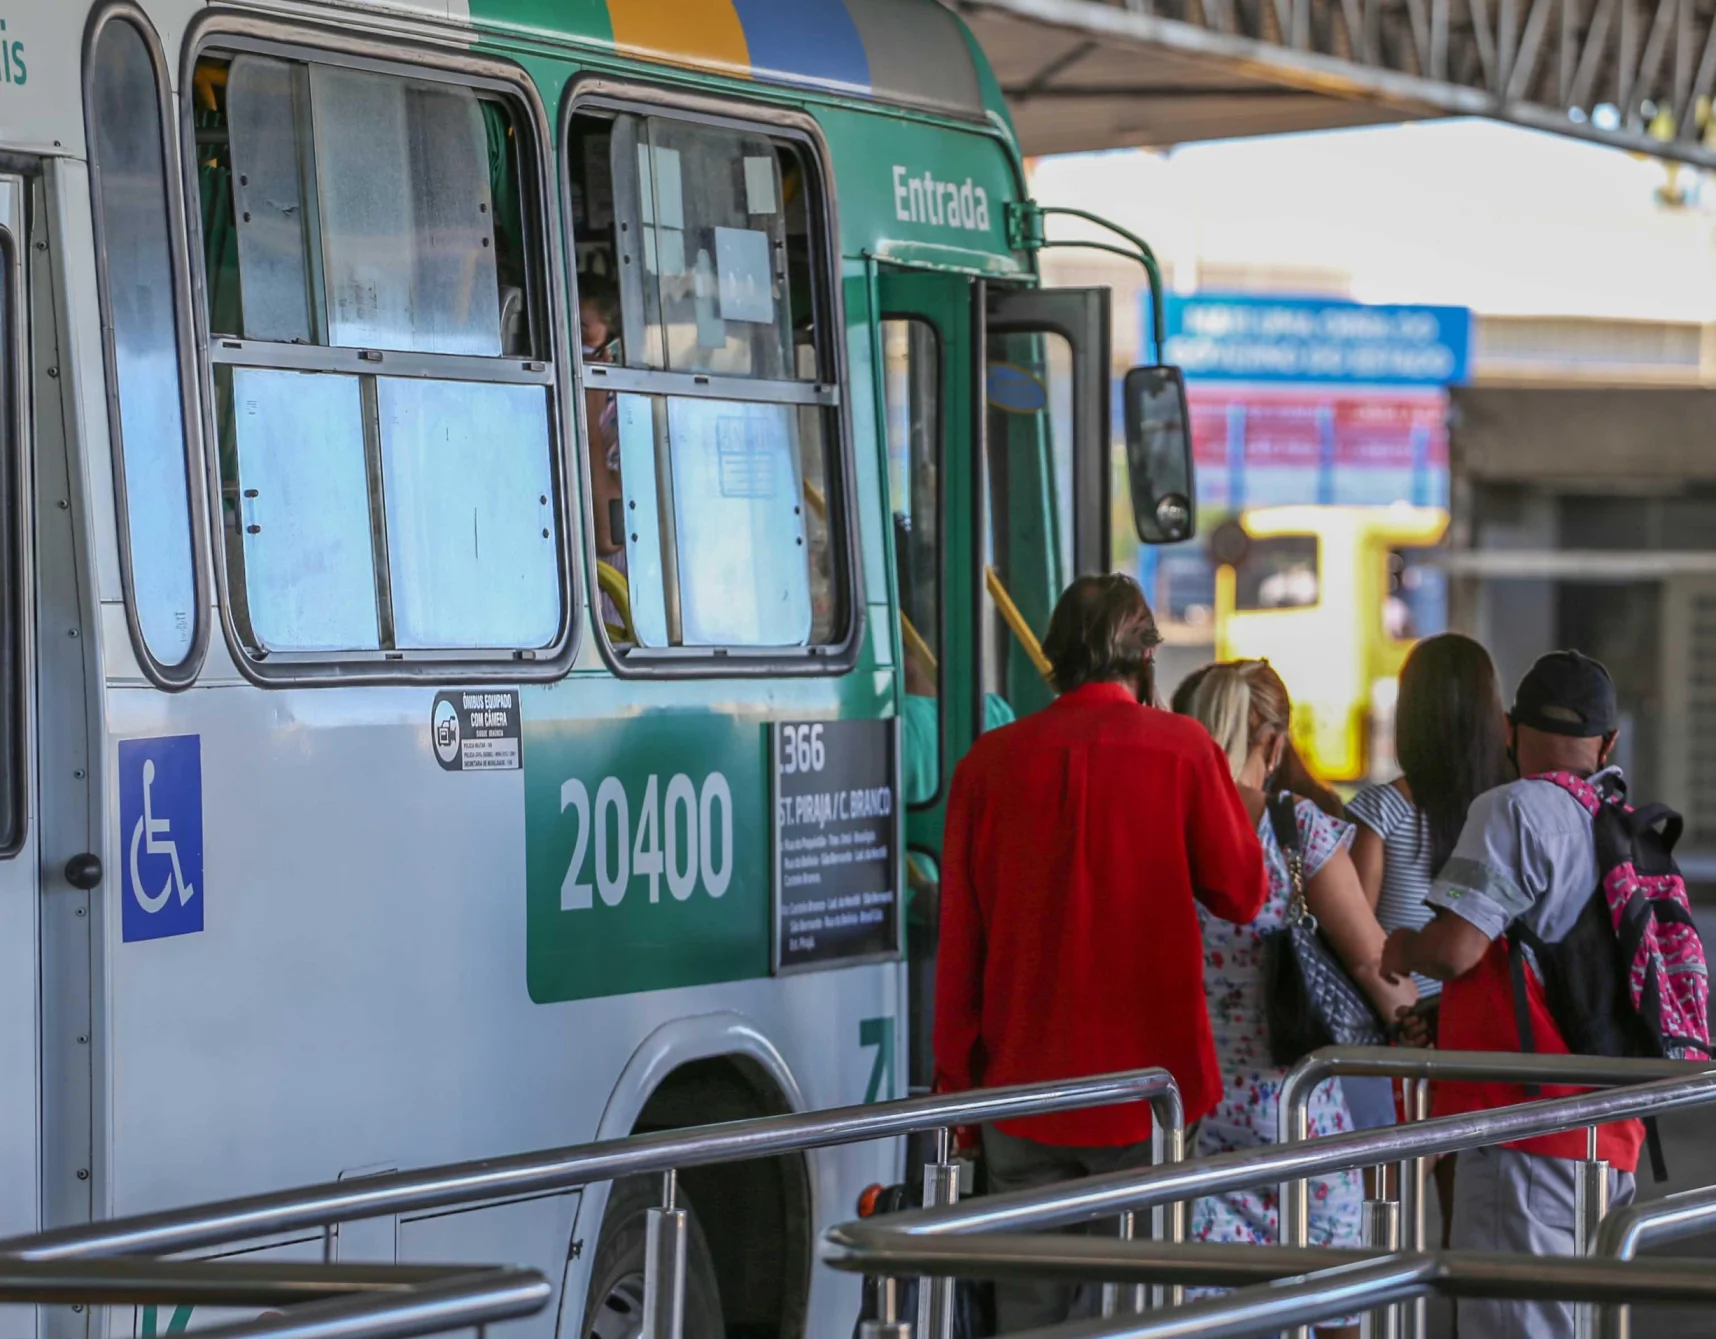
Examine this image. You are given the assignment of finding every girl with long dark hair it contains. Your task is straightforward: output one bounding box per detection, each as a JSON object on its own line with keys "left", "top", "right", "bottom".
{"left": 1344, "top": 633, "right": 1511, "bottom": 1132}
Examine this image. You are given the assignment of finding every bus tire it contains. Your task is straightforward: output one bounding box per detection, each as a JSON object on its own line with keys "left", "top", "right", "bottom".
{"left": 583, "top": 1175, "right": 724, "bottom": 1339}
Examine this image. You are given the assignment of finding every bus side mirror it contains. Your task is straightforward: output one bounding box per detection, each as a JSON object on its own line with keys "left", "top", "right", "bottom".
{"left": 1123, "top": 364, "right": 1195, "bottom": 545}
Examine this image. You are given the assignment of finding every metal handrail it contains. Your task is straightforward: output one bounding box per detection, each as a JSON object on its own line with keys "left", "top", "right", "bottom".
{"left": 825, "top": 1070, "right": 1716, "bottom": 1242}
{"left": 0, "top": 1070, "right": 1180, "bottom": 1261}
{"left": 821, "top": 1238, "right": 1716, "bottom": 1339}
{"left": 182, "top": 1269, "right": 554, "bottom": 1339}
{"left": 825, "top": 1070, "right": 1716, "bottom": 1339}
{"left": 0, "top": 1258, "right": 501, "bottom": 1305}
{"left": 1274, "top": 1047, "right": 1715, "bottom": 1249}
{"left": 0, "top": 1260, "right": 550, "bottom": 1339}
{"left": 1597, "top": 1183, "right": 1716, "bottom": 1261}
{"left": 0, "top": 1070, "right": 1181, "bottom": 1339}
{"left": 1276, "top": 1048, "right": 1716, "bottom": 1339}
{"left": 1595, "top": 1182, "right": 1716, "bottom": 1339}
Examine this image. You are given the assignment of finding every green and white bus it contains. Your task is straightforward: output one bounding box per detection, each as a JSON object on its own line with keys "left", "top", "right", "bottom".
{"left": 0, "top": 2, "right": 1193, "bottom": 1336}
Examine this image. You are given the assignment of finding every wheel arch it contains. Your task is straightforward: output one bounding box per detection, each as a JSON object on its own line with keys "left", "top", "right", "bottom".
{"left": 556, "top": 1011, "right": 816, "bottom": 1339}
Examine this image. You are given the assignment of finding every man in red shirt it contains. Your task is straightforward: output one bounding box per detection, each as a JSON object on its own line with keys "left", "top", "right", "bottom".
{"left": 933, "top": 574, "right": 1266, "bottom": 1330}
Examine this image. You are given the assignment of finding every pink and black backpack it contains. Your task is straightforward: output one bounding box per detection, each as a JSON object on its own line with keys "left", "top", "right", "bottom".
{"left": 1509, "top": 771, "right": 1710, "bottom": 1176}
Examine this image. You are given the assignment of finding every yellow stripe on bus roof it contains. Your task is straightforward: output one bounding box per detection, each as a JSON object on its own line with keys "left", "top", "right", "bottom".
{"left": 605, "top": 0, "right": 752, "bottom": 80}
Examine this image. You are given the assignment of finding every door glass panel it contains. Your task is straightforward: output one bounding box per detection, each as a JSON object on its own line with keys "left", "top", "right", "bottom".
{"left": 883, "top": 317, "right": 941, "bottom": 805}
{"left": 982, "top": 328, "right": 1074, "bottom": 723}
{"left": 377, "top": 379, "right": 559, "bottom": 649}
{"left": 88, "top": 17, "right": 198, "bottom": 669}
{"left": 310, "top": 65, "right": 502, "bottom": 355}
{"left": 226, "top": 367, "right": 378, "bottom": 652}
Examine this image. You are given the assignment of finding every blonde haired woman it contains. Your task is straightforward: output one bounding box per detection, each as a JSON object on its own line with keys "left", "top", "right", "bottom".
{"left": 1178, "top": 661, "right": 1416, "bottom": 1335}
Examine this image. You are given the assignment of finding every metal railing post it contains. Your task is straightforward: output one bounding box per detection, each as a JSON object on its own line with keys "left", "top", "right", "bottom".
{"left": 1280, "top": 1083, "right": 1314, "bottom": 1339}
{"left": 862, "top": 1276, "right": 912, "bottom": 1339}
{"left": 1574, "top": 1128, "right": 1609, "bottom": 1339}
{"left": 642, "top": 1170, "right": 687, "bottom": 1339}
{"left": 1359, "top": 1165, "right": 1401, "bottom": 1339}
{"left": 1402, "top": 1078, "right": 1430, "bottom": 1339}
{"left": 1152, "top": 1103, "right": 1185, "bottom": 1312}
{"left": 1101, "top": 1211, "right": 1147, "bottom": 1317}
{"left": 917, "top": 1129, "right": 960, "bottom": 1339}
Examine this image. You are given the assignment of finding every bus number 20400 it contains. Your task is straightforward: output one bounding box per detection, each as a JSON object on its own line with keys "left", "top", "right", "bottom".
{"left": 559, "top": 773, "right": 734, "bottom": 910}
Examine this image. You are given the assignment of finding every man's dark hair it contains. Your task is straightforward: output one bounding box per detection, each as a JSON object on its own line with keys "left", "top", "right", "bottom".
{"left": 1042, "top": 574, "right": 1162, "bottom": 695}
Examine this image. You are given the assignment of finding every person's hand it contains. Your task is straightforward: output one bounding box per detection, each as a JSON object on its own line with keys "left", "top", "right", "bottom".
{"left": 1380, "top": 928, "right": 1415, "bottom": 985}
{"left": 1395, "top": 1003, "right": 1434, "bottom": 1049}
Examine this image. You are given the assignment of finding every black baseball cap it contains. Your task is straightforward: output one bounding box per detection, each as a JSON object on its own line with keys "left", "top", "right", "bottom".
{"left": 1510, "top": 650, "right": 1618, "bottom": 738}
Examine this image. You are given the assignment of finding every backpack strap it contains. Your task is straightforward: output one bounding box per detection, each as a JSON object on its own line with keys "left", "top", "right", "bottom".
{"left": 1644, "top": 1117, "right": 1670, "bottom": 1183}
{"left": 1526, "top": 770, "right": 1603, "bottom": 816}
{"left": 1505, "top": 926, "right": 1542, "bottom": 1098}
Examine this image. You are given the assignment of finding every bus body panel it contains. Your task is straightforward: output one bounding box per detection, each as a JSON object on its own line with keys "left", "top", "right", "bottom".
{"left": 0, "top": 3, "right": 1083, "bottom": 1337}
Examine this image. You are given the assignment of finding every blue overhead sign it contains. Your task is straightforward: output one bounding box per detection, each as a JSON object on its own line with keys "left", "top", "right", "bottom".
{"left": 1158, "top": 294, "right": 1471, "bottom": 386}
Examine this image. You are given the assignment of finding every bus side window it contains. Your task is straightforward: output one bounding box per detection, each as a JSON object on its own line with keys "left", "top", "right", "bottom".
{"left": 192, "top": 52, "right": 559, "bottom": 664}
{"left": 565, "top": 109, "right": 845, "bottom": 656}
{"left": 88, "top": 14, "right": 203, "bottom": 680}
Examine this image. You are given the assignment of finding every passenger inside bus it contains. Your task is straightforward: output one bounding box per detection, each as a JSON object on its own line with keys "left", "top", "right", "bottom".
{"left": 579, "top": 276, "right": 630, "bottom": 639}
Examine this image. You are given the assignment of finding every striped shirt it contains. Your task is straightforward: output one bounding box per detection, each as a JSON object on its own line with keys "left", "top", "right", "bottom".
{"left": 1345, "top": 780, "right": 1441, "bottom": 998}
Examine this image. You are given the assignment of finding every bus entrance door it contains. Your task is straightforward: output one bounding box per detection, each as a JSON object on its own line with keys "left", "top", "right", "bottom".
{"left": 875, "top": 267, "right": 1110, "bottom": 1091}
{"left": 0, "top": 168, "right": 67, "bottom": 1335}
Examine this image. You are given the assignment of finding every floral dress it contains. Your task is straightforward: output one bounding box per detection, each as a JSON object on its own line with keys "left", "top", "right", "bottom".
{"left": 1190, "top": 794, "right": 1364, "bottom": 1250}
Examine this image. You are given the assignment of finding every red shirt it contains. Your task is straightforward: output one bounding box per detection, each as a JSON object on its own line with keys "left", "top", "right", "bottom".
{"left": 932, "top": 682, "right": 1267, "bottom": 1146}
{"left": 1435, "top": 938, "right": 1644, "bottom": 1170}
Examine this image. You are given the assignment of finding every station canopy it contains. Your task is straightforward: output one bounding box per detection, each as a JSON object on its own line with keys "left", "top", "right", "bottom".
{"left": 953, "top": 0, "right": 1716, "bottom": 164}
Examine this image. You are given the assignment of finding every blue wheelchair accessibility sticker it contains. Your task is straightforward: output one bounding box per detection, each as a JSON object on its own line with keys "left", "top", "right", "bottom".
{"left": 119, "top": 735, "right": 203, "bottom": 943}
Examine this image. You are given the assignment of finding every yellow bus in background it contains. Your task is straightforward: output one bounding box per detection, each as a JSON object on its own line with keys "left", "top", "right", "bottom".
{"left": 1215, "top": 504, "right": 1449, "bottom": 784}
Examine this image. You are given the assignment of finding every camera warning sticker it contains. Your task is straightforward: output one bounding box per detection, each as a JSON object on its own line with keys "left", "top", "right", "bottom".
{"left": 432, "top": 689, "right": 523, "bottom": 772}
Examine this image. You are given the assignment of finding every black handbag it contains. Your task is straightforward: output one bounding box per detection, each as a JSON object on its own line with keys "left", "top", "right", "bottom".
{"left": 851, "top": 1177, "right": 994, "bottom": 1339}
{"left": 1260, "top": 792, "right": 1388, "bottom": 1068}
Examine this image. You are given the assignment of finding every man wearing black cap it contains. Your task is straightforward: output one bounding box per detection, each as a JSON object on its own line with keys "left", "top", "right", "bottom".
{"left": 1380, "top": 650, "right": 1636, "bottom": 1339}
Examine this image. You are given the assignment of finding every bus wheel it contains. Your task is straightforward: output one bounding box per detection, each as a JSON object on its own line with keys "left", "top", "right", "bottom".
{"left": 584, "top": 1175, "right": 724, "bottom": 1339}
